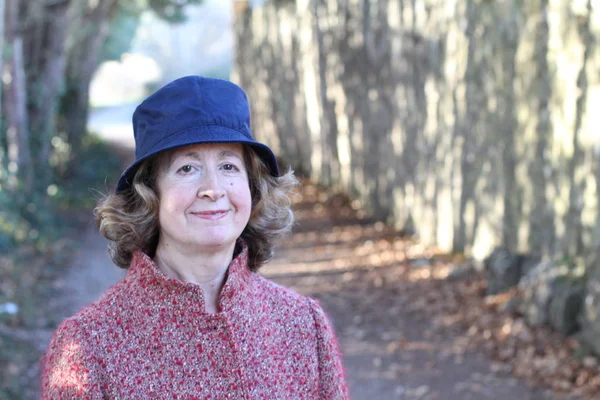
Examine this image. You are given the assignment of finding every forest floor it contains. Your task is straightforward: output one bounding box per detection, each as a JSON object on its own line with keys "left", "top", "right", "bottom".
{"left": 267, "top": 181, "right": 597, "bottom": 400}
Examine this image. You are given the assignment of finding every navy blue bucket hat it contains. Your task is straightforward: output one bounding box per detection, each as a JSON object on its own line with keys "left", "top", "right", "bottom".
{"left": 116, "top": 76, "right": 279, "bottom": 193}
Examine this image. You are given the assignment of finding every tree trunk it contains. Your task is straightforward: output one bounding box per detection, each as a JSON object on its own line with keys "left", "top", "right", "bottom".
{"left": 315, "top": 0, "right": 337, "bottom": 186}
{"left": 0, "top": 0, "right": 6, "bottom": 172}
{"left": 4, "top": 0, "right": 32, "bottom": 191}
{"left": 595, "top": 146, "right": 600, "bottom": 263}
{"left": 564, "top": 0, "right": 592, "bottom": 257}
{"left": 63, "top": 0, "right": 118, "bottom": 168}
{"left": 0, "top": 0, "right": 5, "bottom": 120}
{"left": 27, "top": 0, "right": 71, "bottom": 184}
{"left": 500, "top": 4, "right": 521, "bottom": 252}
{"left": 528, "top": 0, "right": 553, "bottom": 255}
{"left": 454, "top": 0, "right": 479, "bottom": 253}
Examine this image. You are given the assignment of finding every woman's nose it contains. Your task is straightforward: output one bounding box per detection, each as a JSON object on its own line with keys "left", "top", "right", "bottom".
{"left": 197, "top": 170, "right": 225, "bottom": 201}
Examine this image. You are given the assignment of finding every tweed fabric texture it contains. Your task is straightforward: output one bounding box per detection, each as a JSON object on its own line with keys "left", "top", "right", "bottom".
{"left": 41, "top": 245, "right": 348, "bottom": 399}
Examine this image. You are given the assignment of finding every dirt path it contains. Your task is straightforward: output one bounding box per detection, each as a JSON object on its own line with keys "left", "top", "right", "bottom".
{"left": 45, "top": 103, "right": 134, "bottom": 322}
{"left": 261, "top": 182, "right": 566, "bottom": 400}
{"left": 48, "top": 228, "right": 124, "bottom": 323}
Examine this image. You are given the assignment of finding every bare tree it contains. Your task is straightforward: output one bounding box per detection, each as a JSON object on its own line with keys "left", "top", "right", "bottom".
{"left": 528, "top": 0, "right": 553, "bottom": 255}
{"left": 26, "top": 0, "right": 72, "bottom": 183}
{"left": 0, "top": 0, "right": 4, "bottom": 120}
{"left": 500, "top": 0, "right": 523, "bottom": 252}
{"left": 62, "top": 0, "right": 119, "bottom": 167}
{"left": 564, "top": 0, "right": 594, "bottom": 257}
{"left": 4, "top": 0, "right": 32, "bottom": 191}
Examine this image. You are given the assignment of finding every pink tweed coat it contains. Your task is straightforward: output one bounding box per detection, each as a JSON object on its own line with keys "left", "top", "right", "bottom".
{"left": 41, "top": 245, "right": 349, "bottom": 399}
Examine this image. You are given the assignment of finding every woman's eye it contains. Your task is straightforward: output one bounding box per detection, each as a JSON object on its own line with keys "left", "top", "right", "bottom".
{"left": 223, "top": 163, "right": 239, "bottom": 171}
{"left": 178, "top": 165, "right": 193, "bottom": 174}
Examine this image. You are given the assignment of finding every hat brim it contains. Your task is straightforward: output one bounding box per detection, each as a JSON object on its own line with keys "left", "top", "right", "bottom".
{"left": 115, "top": 125, "right": 279, "bottom": 193}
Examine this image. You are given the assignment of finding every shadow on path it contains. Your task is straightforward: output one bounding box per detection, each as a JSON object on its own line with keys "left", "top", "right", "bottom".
{"left": 263, "top": 181, "right": 567, "bottom": 400}
{"left": 47, "top": 227, "right": 124, "bottom": 324}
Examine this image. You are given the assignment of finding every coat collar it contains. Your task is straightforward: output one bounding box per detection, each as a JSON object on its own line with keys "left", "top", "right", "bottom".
{"left": 128, "top": 241, "right": 253, "bottom": 313}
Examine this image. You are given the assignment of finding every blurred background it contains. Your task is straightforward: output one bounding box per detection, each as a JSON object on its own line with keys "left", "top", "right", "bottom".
{"left": 2, "top": 0, "right": 600, "bottom": 398}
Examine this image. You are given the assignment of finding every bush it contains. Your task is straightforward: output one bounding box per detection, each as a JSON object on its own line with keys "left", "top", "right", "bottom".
{"left": 0, "top": 133, "right": 122, "bottom": 399}
{"left": 0, "top": 133, "right": 121, "bottom": 254}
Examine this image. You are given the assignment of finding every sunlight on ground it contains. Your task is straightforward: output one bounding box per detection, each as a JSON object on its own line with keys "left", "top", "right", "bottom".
{"left": 407, "top": 264, "right": 455, "bottom": 281}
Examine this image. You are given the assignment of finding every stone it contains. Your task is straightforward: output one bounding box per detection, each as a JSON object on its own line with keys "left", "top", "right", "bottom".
{"left": 499, "top": 296, "right": 521, "bottom": 314}
{"left": 519, "top": 255, "right": 542, "bottom": 280}
{"left": 578, "top": 262, "right": 600, "bottom": 357}
{"left": 548, "top": 281, "right": 584, "bottom": 335}
{"left": 409, "top": 257, "right": 432, "bottom": 268}
{"left": 518, "top": 261, "right": 569, "bottom": 327}
{"left": 484, "top": 247, "right": 535, "bottom": 295}
{"left": 446, "top": 264, "right": 476, "bottom": 281}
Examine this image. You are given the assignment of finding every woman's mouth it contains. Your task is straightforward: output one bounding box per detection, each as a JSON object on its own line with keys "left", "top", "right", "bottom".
{"left": 191, "top": 210, "right": 229, "bottom": 220}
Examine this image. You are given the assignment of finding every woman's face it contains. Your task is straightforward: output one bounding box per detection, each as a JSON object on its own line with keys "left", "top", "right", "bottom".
{"left": 154, "top": 143, "right": 252, "bottom": 254}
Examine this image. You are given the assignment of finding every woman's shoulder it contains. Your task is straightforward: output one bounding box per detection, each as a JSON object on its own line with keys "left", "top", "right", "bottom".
{"left": 51, "top": 276, "right": 133, "bottom": 339}
{"left": 42, "top": 279, "right": 136, "bottom": 397}
{"left": 248, "top": 274, "right": 338, "bottom": 346}
{"left": 250, "top": 273, "right": 323, "bottom": 314}
{"left": 252, "top": 273, "right": 304, "bottom": 299}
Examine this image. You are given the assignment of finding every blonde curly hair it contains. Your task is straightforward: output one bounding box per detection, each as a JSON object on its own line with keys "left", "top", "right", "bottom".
{"left": 95, "top": 146, "right": 297, "bottom": 271}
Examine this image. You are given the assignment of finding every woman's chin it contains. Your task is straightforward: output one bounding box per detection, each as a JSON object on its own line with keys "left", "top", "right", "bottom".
{"left": 187, "top": 239, "right": 237, "bottom": 253}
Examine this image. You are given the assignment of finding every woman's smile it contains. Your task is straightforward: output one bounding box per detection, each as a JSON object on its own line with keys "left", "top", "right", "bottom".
{"left": 190, "top": 209, "right": 230, "bottom": 220}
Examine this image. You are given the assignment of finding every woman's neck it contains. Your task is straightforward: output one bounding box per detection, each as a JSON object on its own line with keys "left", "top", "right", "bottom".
{"left": 153, "top": 241, "right": 236, "bottom": 314}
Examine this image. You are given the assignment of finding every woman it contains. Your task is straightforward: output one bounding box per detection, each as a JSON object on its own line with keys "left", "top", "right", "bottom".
{"left": 41, "top": 76, "right": 348, "bottom": 399}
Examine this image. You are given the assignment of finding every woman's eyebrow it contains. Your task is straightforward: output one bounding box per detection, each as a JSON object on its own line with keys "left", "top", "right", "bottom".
{"left": 168, "top": 150, "right": 242, "bottom": 168}
{"left": 166, "top": 151, "right": 201, "bottom": 168}
{"left": 219, "top": 150, "right": 243, "bottom": 160}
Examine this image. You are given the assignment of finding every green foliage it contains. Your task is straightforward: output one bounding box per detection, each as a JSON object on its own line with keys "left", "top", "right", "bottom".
{"left": 0, "top": 132, "right": 120, "bottom": 394}
{"left": 102, "top": 3, "right": 141, "bottom": 62}
{"left": 0, "top": 334, "right": 40, "bottom": 399}
{"left": 0, "top": 132, "right": 122, "bottom": 397}
{"left": 146, "top": 0, "right": 205, "bottom": 23}
{"left": 0, "top": 132, "right": 121, "bottom": 260}
{"left": 269, "top": 0, "right": 296, "bottom": 7}
{"left": 53, "top": 133, "right": 122, "bottom": 210}
{"left": 201, "top": 63, "right": 232, "bottom": 81}
{"left": 101, "top": 0, "right": 205, "bottom": 63}
{"left": 0, "top": 135, "right": 120, "bottom": 284}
